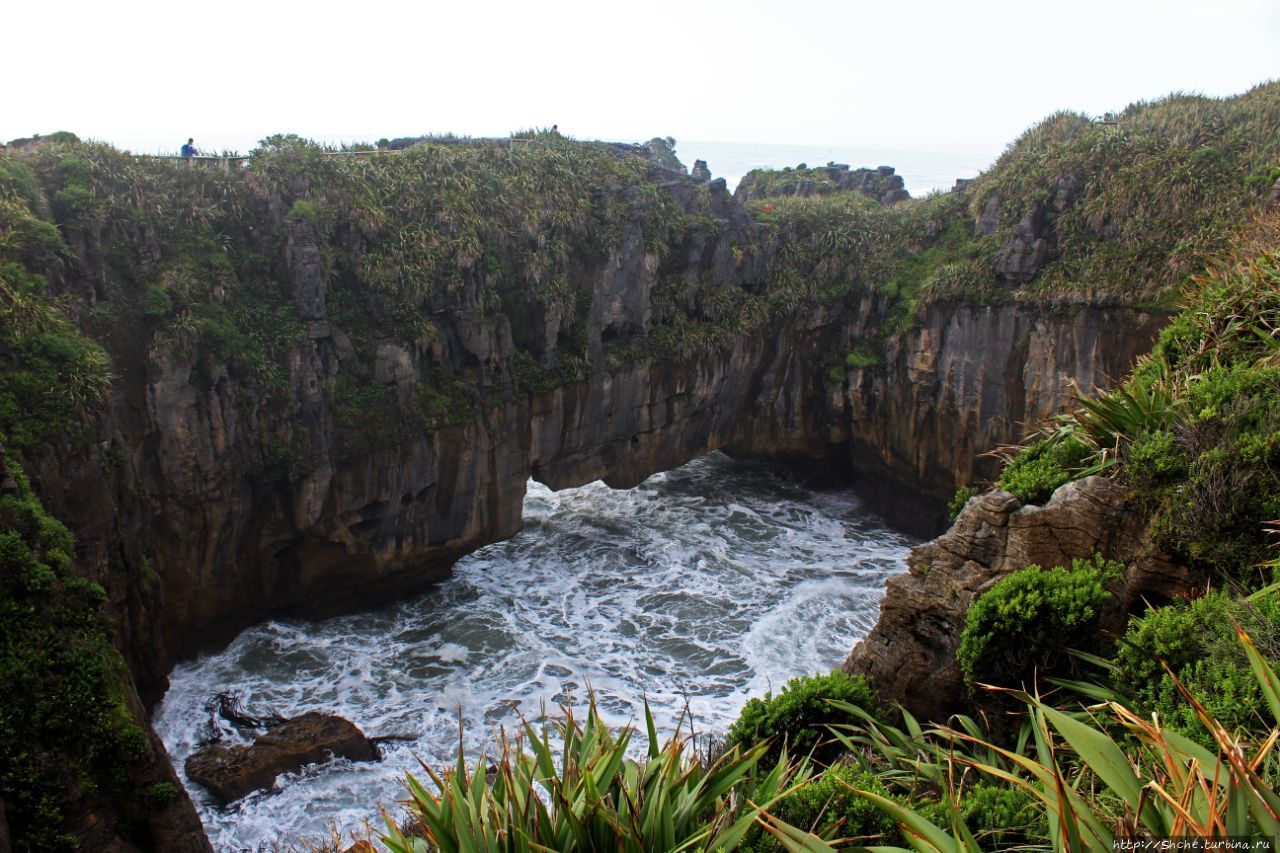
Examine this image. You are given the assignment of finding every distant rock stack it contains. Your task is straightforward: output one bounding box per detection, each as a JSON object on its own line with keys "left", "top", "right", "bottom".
{"left": 645, "top": 137, "right": 686, "bottom": 174}
{"left": 733, "top": 163, "right": 910, "bottom": 205}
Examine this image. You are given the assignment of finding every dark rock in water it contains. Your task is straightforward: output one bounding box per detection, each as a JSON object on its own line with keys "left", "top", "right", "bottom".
{"left": 211, "top": 692, "right": 285, "bottom": 733}
{"left": 690, "top": 159, "right": 712, "bottom": 183}
{"left": 185, "top": 712, "right": 378, "bottom": 805}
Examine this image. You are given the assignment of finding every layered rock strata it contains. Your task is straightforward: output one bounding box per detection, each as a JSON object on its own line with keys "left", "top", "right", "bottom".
{"left": 842, "top": 477, "right": 1201, "bottom": 723}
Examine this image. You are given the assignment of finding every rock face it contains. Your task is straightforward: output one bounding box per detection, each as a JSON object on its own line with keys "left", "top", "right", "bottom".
{"left": 23, "top": 160, "right": 1169, "bottom": 700}
{"left": 842, "top": 477, "right": 1201, "bottom": 723}
{"left": 831, "top": 301, "right": 1166, "bottom": 531}
{"left": 17, "top": 145, "right": 1171, "bottom": 849}
{"left": 185, "top": 713, "right": 377, "bottom": 805}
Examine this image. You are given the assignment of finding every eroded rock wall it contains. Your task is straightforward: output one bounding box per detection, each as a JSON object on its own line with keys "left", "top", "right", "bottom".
{"left": 842, "top": 477, "right": 1200, "bottom": 723}
{"left": 30, "top": 175, "right": 1168, "bottom": 703}
{"left": 17, "top": 156, "right": 1171, "bottom": 850}
{"left": 829, "top": 301, "right": 1166, "bottom": 532}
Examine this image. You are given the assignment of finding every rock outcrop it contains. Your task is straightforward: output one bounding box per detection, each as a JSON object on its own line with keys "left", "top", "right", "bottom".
{"left": 734, "top": 163, "right": 909, "bottom": 205}
{"left": 186, "top": 713, "right": 378, "bottom": 805}
{"left": 843, "top": 477, "right": 1201, "bottom": 723}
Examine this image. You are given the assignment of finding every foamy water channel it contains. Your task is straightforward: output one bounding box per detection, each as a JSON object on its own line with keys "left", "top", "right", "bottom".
{"left": 155, "top": 451, "right": 918, "bottom": 850}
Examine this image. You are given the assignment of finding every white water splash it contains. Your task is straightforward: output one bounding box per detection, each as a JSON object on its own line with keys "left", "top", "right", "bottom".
{"left": 154, "top": 451, "right": 918, "bottom": 850}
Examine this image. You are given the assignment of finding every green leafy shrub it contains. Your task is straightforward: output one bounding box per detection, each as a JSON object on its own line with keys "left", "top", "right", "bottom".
{"left": 0, "top": 461, "right": 143, "bottom": 850}
{"left": 997, "top": 436, "right": 1091, "bottom": 504}
{"left": 0, "top": 330, "right": 111, "bottom": 454}
{"left": 286, "top": 199, "right": 318, "bottom": 221}
{"left": 1114, "top": 591, "right": 1280, "bottom": 745}
{"left": 946, "top": 485, "right": 978, "bottom": 521}
{"left": 915, "top": 783, "right": 1045, "bottom": 848}
{"left": 727, "top": 672, "right": 879, "bottom": 765}
{"left": 957, "top": 555, "right": 1117, "bottom": 685}
{"left": 141, "top": 284, "right": 173, "bottom": 319}
{"left": 742, "top": 763, "right": 897, "bottom": 850}
{"left": 844, "top": 344, "right": 882, "bottom": 370}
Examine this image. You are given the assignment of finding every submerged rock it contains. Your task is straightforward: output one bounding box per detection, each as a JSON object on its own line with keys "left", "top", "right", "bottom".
{"left": 185, "top": 712, "right": 378, "bottom": 805}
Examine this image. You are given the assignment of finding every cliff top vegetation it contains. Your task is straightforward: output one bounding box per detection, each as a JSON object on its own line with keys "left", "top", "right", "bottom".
{"left": 747, "top": 81, "right": 1280, "bottom": 324}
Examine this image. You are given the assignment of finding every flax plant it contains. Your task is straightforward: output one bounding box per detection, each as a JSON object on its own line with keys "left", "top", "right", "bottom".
{"left": 381, "top": 698, "right": 834, "bottom": 853}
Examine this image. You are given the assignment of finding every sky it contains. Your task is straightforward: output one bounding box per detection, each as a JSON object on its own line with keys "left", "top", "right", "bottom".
{"left": 6, "top": 0, "right": 1278, "bottom": 173}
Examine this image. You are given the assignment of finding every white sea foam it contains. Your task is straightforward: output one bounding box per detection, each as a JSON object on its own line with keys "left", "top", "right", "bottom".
{"left": 154, "top": 451, "right": 918, "bottom": 850}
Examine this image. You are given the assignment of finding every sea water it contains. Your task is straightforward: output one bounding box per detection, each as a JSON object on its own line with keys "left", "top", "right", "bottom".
{"left": 155, "top": 451, "right": 918, "bottom": 850}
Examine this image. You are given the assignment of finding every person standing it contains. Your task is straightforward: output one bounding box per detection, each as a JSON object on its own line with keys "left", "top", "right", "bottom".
{"left": 181, "top": 138, "right": 197, "bottom": 158}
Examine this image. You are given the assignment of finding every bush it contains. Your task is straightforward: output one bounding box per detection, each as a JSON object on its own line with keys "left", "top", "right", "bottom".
{"left": 0, "top": 460, "right": 142, "bottom": 849}
{"left": 742, "top": 763, "right": 897, "bottom": 850}
{"left": 141, "top": 284, "right": 173, "bottom": 319}
{"left": 957, "top": 555, "right": 1117, "bottom": 685}
{"left": 1113, "top": 591, "right": 1280, "bottom": 745}
{"left": 947, "top": 485, "right": 978, "bottom": 522}
{"left": 916, "top": 783, "right": 1045, "bottom": 847}
{"left": 286, "top": 199, "right": 318, "bottom": 221}
{"left": 727, "top": 672, "right": 879, "bottom": 765}
{"left": 997, "top": 436, "right": 1091, "bottom": 504}
{"left": 383, "top": 696, "right": 810, "bottom": 853}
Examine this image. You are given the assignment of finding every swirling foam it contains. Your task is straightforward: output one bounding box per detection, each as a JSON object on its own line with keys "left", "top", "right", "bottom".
{"left": 154, "top": 451, "right": 917, "bottom": 850}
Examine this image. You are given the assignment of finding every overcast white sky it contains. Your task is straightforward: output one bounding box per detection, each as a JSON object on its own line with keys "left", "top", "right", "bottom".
{"left": 7, "top": 0, "right": 1278, "bottom": 167}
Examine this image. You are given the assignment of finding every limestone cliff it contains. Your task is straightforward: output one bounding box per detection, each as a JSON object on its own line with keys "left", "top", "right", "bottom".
{"left": 7, "top": 138, "right": 1174, "bottom": 699}
{"left": 5, "top": 118, "right": 1240, "bottom": 848}
{"left": 830, "top": 302, "right": 1166, "bottom": 531}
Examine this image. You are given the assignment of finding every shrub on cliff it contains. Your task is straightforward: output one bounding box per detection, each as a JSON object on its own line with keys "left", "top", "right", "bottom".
{"left": 726, "top": 671, "right": 879, "bottom": 766}
{"left": 957, "top": 555, "right": 1117, "bottom": 686}
{"left": 996, "top": 435, "right": 1091, "bottom": 504}
{"left": 825, "top": 631, "right": 1280, "bottom": 846}
{"left": 1113, "top": 590, "right": 1280, "bottom": 745}
{"left": 0, "top": 461, "right": 150, "bottom": 849}
{"left": 739, "top": 762, "right": 898, "bottom": 851}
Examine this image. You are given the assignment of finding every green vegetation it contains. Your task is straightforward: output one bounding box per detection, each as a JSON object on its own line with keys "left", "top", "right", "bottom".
{"left": 382, "top": 630, "right": 1280, "bottom": 851}
{"left": 1001, "top": 244, "right": 1280, "bottom": 584}
{"left": 957, "top": 555, "right": 1116, "bottom": 686}
{"left": 1114, "top": 590, "right": 1280, "bottom": 746}
{"left": 0, "top": 155, "right": 111, "bottom": 455}
{"left": 976, "top": 84, "right": 1280, "bottom": 303}
{"left": 0, "top": 461, "right": 150, "bottom": 850}
{"left": 0, "top": 131, "right": 754, "bottom": 462}
{"left": 816, "top": 632, "right": 1280, "bottom": 848}
{"left": 997, "top": 435, "right": 1091, "bottom": 504}
{"left": 744, "top": 83, "right": 1280, "bottom": 375}
{"left": 381, "top": 696, "right": 825, "bottom": 853}
{"left": 946, "top": 485, "right": 978, "bottom": 521}
{"left": 726, "top": 671, "right": 878, "bottom": 765}
{"left": 740, "top": 763, "right": 897, "bottom": 851}
{"left": 736, "top": 163, "right": 901, "bottom": 202}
